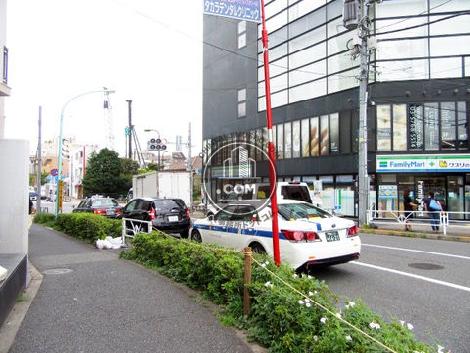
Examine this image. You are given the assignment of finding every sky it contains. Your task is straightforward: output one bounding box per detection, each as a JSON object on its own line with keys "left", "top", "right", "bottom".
{"left": 5, "top": 0, "right": 203, "bottom": 157}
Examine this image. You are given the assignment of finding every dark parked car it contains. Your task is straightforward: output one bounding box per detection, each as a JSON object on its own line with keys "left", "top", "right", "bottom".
{"left": 120, "top": 198, "right": 190, "bottom": 238}
{"left": 73, "top": 197, "right": 122, "bottom": 218}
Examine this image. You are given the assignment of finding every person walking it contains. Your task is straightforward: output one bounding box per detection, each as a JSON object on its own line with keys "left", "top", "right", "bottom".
{"left": 403, "top": 189, "right": 417, "bottom": 231}
{"left": 424, "top": 192, "right": 442, "bottom": 232}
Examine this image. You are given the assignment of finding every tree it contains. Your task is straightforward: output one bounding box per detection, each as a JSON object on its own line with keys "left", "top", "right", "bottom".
{"left": 82, "top": 149, "right": 131, "bottom": 197}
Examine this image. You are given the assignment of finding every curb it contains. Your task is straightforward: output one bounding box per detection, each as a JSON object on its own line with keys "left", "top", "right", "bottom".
{"left": 0, "top": 262, "right": 43, "bottom": 353}
{"left": 361, "top": 228, "right": 470, "bottom": 243}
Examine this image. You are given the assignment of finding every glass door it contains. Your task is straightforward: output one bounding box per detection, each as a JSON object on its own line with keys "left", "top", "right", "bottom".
{"left": 447, "top": 176, "right": 464, "bottom": 219}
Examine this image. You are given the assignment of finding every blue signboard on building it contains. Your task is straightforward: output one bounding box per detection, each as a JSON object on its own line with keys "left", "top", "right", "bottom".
{"left": 203, "top": 0, "right": 262, "bottom": 23}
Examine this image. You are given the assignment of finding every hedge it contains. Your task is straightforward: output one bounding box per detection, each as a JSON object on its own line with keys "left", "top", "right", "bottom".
{"left": 121, "top": 232, "right": 434, "bottom": 353}
{"left": 34, "top": 213, "right": 121, "bottom": 243}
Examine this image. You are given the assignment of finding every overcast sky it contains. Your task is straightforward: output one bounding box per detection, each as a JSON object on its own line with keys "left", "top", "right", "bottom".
{"left": 5, "top": 0, "right": 203, "bottom": 156}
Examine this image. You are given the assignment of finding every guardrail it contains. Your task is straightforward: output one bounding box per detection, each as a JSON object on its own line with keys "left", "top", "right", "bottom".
{"left": 367, "top": 209, "right": 470, "bottom": 236}
{"left": 121, "top": 218, "right": 152, "bottom": 246}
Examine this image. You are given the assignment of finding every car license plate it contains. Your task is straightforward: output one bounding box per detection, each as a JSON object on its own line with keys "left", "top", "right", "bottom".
{"left": 168, "top": 215, "right": 179, "bottom": 222}
{"left": 325, "top": 231, "right": 340, "bottom": 242}
{"left": 106, "top": 209, "right": 114, "bottom": 215}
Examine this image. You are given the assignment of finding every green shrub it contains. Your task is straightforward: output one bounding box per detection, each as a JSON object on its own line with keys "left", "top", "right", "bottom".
{"left": 35, "top": 213, "right": 122, "bottom": 243}
{"left": 33, "top": 213, "right": 55, "bottom": 225}
{"left": 122, "top": 233, "right": 433, "bottom": 353}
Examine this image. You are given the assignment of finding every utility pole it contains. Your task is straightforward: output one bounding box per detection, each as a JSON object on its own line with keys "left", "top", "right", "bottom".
{"left": 357, "top": 0, "right": 371, "bottom": 226}
{"left": 36, "top": 106, "right": 42, "bottom": 213}
{"left": 126, "top": 100, "right": 133, "bottom": 159}
{"left": 187, "top": 122, "right": 192, "bottom": 207}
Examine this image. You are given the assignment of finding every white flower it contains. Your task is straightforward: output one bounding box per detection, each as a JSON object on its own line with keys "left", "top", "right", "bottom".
{"left": 348, "top": 301, "right": 355, "bottom": 308}
{"left": 305, "top": 302, "right": 311, "bottom": 308}
{"left": 335, "top": 312, "right": 342, "bottom": 319}
{"left": 313, "top": 335, "right": 318, "bottom": 342}
{"left": 399, "top": 320, "right": 405, "bottom": 326}
{"left": 308, "top": 291, "right": 314, "bottom": 297}
{"left": 406, "top": 322, "right": 414, "bottom": 331}
{"left": 437, "top": 345, "right": 445, "bottom": 353}
{"left": 320, "top": 317, "right": 328, "bottom": 324}
{"left": 305, "top": 298, "right": 311, "bottom": 304}
{"left": 345, "top": 335, "right": 352, "bottom": 342}
{"left": 292, "top": 274, "right": 298, "bottom": 278}
{"left": 260, "top": 263, "right": 267, "bottom": 268}
{"left": 369, "top": 322, "right": 381, "bottom": 330}
{"left": 298, "top": 300, "right": 305, "bottom": 305}
{"left": 264, "top": 281, "right": 273, "bottom": 288}
{"left": 264, "top": 261, "right": 270, "bottom": 266}
{"left": 307, "top": 275, "right": 313, "bottom": 279}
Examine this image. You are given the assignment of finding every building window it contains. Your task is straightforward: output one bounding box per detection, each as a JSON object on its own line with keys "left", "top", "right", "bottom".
{"left": 441, "top": 102, "right": 456, "bottom": 150}
{"left": 277, "top": 124, "right": 284, "bottom": 159}
{"left": 320, "top": 115, "right": 329, "bottom": 156}
{"left": 329, "top": 113, "right": 339, "bottom": 153}
{"left": 377, "top": 105, "right": 392, "bottom": 151}
{"left": 284, "top": 122, "right": 292, "bottom": 159}
{"left": 393, "top": 105, "right": 407, "bottom": 151}
{"left": 292, "top": 120, "right": 301, "bottom": 158}
{"left": 457, "top": 102, "right": 468, "bottom": 149}
{"left": 409, "top": 104, "right": 424, "bottom": 150}
{"left": 2, "top": 46, "right": 8, "bottom": 84}
{"left": 424, "top": 103, "right": 439, "bottom": 151}
{"left": 238, "top": 21, "right": 247, "bottom": 49}
{"left": 237, "top": 88, "right": 246, "bottom": 118}
{"left": 310, "top": 117, "right": 319, "bottom": 156}
{"left": 301, "top": 118, "right": 310, "bottom": 157}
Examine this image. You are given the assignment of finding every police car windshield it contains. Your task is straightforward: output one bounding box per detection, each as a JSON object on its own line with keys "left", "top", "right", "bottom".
{"left": 278, "top": 203, "right": 330, "bottom": 220}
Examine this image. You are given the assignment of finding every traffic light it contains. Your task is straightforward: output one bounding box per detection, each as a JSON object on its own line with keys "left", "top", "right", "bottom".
{"left": 148, "top": 138, "right": 167, "bottom": 151}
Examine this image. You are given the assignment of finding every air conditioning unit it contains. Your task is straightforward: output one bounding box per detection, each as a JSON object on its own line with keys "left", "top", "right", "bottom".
{"left": 342, "top": 0, "right": 360, "bottom": 30}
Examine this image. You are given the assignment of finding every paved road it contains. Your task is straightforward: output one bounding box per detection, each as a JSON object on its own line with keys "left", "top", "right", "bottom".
{"left": 10, "top": 225, "right": 253, "bottom": 353}
{"left": 311, "top": 233, "right": 470, "bottom": 353}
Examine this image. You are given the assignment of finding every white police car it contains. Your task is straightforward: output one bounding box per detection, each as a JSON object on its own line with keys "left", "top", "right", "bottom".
{"left": 191, "top": 200, "right": 361, "bottom": 270}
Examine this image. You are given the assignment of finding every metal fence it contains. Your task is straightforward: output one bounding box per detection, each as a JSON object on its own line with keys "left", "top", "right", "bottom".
{"left": 121, "top": 218, "right": 152, "bottom": 246}
{"left": 367, "top": 209, "right": 470, "bottom": 236}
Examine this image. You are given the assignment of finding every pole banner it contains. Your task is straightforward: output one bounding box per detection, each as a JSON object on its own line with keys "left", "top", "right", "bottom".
{"left": 203, "top": 0, "right": 262, "bottom": 23}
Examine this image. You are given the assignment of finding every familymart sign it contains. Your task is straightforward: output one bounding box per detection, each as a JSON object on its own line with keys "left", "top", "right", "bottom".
{"left": 376, "top": 154, "right": 470, "bottom": 173}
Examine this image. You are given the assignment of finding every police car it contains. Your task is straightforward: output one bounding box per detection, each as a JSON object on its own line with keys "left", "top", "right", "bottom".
{"left": 191, "top": 200, "right": 361, "bottom": 270}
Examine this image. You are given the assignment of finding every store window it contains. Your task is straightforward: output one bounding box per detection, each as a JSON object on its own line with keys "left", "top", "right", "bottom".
{"left": 377, "top": 105, "right": 391, "bottom": 151}
{"left": 409, "top": 104, "right": 424, "bottom": 150}
{"left": 310, "top": 117, "right": 319, "bottom": 156}
{"left": 441, "top": 102, "right": 456, "bottom": 150}
{"left": 292, "top": 121, "right": 301, "bottom": 158}
{"left": 330, "top": 113, "right": 339, "bottom": 153}
{"left": 277, "top": 124, "right": 284, "bottom": 159}
{"left": 320, "top": 115, "right": 329, "bottom": 156}
{"left": 301, "top": 118, "right": 310, "bottom": 157}
{"left": 393, "top": 105, "right": 407, "bottom": 151}
{"left": 457, "top": 102, "right": 468, "bottom": 149}
{"left": 424, "top": 103, "right": 439, "bottom": 151}
{"left": 284, "top": 122, "right": 292, "bottom": 159}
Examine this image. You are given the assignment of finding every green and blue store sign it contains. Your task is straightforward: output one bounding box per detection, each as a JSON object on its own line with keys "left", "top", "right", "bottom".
{"left": 376, "top": 154, "right": 470, "bottom": 173}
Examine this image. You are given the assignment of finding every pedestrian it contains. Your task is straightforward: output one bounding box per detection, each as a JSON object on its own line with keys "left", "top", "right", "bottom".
{"left": 403, "top": 189, "right": 417, "bottom": 231}
{"left": 424, "top": 192, "right": 442, "bottom": 232}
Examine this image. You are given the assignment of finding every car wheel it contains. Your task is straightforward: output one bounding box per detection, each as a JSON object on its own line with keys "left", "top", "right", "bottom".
{"left": 191, "top": 229, "right": 202, "bottom": 243}
{"left": 180, "top": 229, "right": 190, "bottom": 239}
{"left": 250, "top": 242, "right": 266, "bottom": 254}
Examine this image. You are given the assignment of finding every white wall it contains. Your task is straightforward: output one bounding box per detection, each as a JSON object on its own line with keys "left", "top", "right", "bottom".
{"left": 0, "top": 139, "right": 29, "bottom": 254}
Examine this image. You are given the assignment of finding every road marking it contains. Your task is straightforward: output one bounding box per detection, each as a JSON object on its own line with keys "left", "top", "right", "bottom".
{"left": 363, "top": 243, "right": 470, "bottom": 260}
{"left": 351, "top": 261, "right": 470, "bottom": 293}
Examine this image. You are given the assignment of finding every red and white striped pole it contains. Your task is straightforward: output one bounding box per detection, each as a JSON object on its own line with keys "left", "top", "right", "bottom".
{"left": 260, "top": 0, "right": 281, "bottom": 266}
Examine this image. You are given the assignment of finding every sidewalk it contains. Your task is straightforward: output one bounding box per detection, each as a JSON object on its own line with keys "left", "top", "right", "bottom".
{"left": 8, "top": 224, "right": 255, "bottom": 353}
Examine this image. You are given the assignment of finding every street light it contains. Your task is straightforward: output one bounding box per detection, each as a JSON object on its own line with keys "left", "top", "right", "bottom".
{"left": 55, "top": 88, "right": 115, "bottom": 216}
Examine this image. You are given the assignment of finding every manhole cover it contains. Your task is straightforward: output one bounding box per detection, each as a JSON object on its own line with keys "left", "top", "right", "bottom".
{"left": 408, "top": 263, "right": 444, "bottom": 270}
{"left": 43, "top": 268, "right": 73, "bottom": 275}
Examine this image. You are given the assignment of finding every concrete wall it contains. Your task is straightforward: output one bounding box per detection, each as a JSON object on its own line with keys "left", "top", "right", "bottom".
{"left": 0, "top": 139, "right": 29, "bottom": 254}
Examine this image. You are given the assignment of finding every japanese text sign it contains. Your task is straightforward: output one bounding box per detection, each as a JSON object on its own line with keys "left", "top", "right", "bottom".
{"left": 203, "top": 0, "right": 262, "bottom": 23}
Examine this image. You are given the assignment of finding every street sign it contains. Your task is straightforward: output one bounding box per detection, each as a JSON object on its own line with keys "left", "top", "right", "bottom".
{"left": 51, "top": 168, "right": 58, "bottom": 177}
{"left": 203, "top": 0, "right": 262, "bottom": 23}
{"left": 58, "top": 180, "right": 64, "bottom": 211}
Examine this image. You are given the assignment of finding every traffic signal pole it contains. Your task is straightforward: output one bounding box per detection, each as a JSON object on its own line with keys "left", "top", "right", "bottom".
{"left": 126, "top": 100, "right": 133, "bottom": 160}
{"left": 260, "top": 0, "right": 281, "bottom": 266}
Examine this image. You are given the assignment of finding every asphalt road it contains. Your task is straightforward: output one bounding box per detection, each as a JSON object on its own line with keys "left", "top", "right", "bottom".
{"left": 311, "top": 234, "right": 470, "bottom": 353}
{"left": 10, "top": 225, "right": 253, "bottom": 353}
